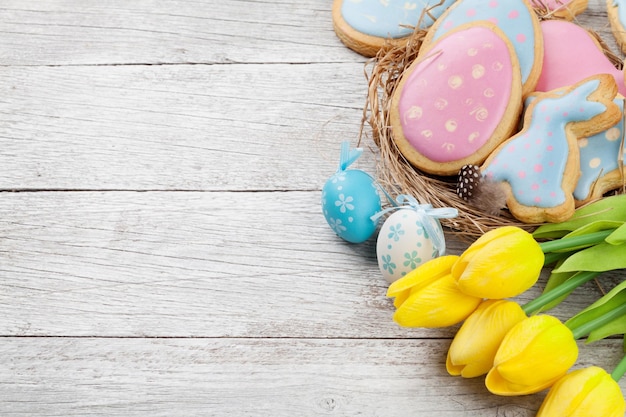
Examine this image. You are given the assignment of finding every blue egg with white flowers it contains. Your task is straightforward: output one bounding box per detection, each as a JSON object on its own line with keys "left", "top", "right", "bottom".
{"left": 322, "top": 168, "right": 381, "bottom": 243}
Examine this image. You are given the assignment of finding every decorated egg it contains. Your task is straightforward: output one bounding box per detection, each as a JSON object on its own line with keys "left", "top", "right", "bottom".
{"left": 322, "top": 169, "right": 381, "bottom": 243}
{"left": 375, "top": 196, "right": 457, "bottom": 284}
{"left": 321, "top": 141, "right": 382, "bottom": 243}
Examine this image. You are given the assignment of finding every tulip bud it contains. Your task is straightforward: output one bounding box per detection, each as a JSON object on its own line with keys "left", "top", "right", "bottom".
{"left": 447, "top": 300, "right": 527, "bottom": 378}
{"left": 451, "top": 226, "right": 544, "bottom": 299}
{"left": 537, "top": 366, "right": 625, "bottom": 417}
{"left": 387, "top": 255, "right": 482, "bottom": 328}
{"left": 486, "top": 315, "right": 578, "bottom": 396}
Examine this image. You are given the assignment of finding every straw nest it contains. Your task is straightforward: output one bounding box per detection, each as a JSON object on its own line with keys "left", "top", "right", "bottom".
{"left": 358, "top": 11, "right": 625, "bottom": 241}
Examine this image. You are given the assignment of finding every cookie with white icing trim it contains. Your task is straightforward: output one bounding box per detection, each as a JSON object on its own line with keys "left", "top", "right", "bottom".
{"left": 331, "top": 0, "right": 455, "bottom": 57}
{"left": 390, "top": 22, "right": 523, "bottom": 176}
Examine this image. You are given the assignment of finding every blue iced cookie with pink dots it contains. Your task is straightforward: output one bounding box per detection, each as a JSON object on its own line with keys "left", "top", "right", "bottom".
{"left": 575, "top": 98, "right": 626, "bottom": 205}
{"left": 480, "top": 75, "right": 621, "bottom": 223}
{"left": 332, "top": 0, "right": 456, "bottom": 57}
{"left": 421, "top": 0, "right": 543, "bottom": 97}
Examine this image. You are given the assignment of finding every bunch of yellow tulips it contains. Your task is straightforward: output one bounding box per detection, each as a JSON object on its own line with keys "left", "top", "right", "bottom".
{"left": 386, "top": 195, "right": 626, "bottom": 416}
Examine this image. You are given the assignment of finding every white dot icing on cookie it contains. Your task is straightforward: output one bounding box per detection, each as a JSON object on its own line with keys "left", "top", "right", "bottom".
{"left": 448, "top": 75, "right": 463, "bottom": 89}
{"left": 589, "top": 158, "right": 602, "bottom": 169}
{"left": 445, "top": 120, "right": 458, "bottom": 132}
{"left": 483, "top": 78, "right": 608, "bottom": 208}
{"left": 405, "top": 105, "right": 423, "bottom": 120}
{"left": 470, "top": 106, "right": 489, "bottom": 121}
{"left": 606, "top": 127, "right": 621, "bottom": 141}
{"left": 432, "top": 0, "right": 537, "bottom": 85}
{"left": 472, "top": 64, "right": 486, "bottom": 79}
{"left": 434, "top": 98, "right": 448, "bottom": 110}
{"left": 398, "top": 25, "right": 514, "bottom": 163}
{"left": 341, "top": 0, "right": 457, "bottom": 38}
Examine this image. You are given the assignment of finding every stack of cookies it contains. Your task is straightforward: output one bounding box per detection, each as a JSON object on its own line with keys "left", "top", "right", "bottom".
{"left": 333, "top": 0, "right": 626, "bottom": 225}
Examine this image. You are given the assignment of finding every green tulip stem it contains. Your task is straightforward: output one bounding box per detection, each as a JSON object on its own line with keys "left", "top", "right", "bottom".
{"left": 610, "top": 353, "right": 626, "bottom": 382}
{"left": 538, "top": 230, "right": 613, "bottom": 254}
{"left": 542, "top": 251, "right": 571, "bottom": 266}
{"left": 570, "top": 302, "right": 626, "bottom": 340}
{"left": 521, "top": 271, "right": 599, "bottom": 316}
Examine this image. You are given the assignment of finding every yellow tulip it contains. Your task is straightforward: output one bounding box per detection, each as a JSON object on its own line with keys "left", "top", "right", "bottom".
{"left": 446, "top": 299, "right": 527, "bottom": 378}
{"left": 451, "top": 226, "right": 544, "bottom": 299}
{"left": 486, "top": 314, "right": 578, "bottom": 396}
{"left": 536, "top": 366, "right": 625, "bottom": 417}
{"left": 387, "top": 255, "right": 482, "bottom": 328}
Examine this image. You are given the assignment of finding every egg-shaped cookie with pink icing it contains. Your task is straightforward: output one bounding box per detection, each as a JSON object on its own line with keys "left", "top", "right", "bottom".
{"left": 390, "top": 22, "right": 523, "bottom": 176}
{"left": 421, "top": 0, "right": 543, "bottom": 97}
{"left": 480, "top": 75, "right": 621, "bottom": 223}
{"left": 536, "top": 19, "right": 626, "bottom": 96}
{"left": 332, "top": 0, "right": 456, "bottom": 57}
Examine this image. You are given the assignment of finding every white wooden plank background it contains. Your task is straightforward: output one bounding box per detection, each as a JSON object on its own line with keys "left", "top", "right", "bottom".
{"left": 1, "top": 0, "right": 625, "bottom": 416}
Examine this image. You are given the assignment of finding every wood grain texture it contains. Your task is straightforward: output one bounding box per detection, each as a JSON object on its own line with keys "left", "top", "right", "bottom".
{"left": 0, "top": 0, "right": 364, "bottom": 66}
{"left": 0, "top": 63, "right": 375, "bottom": 191}
{"left": 0, "top": 190, "right": 620, "bottom": 339}
{"left": 3, "top": 337, "right": 626, "bottom": 417}
{"left": 1, "top": 0, "right": 625, "bottom": 415}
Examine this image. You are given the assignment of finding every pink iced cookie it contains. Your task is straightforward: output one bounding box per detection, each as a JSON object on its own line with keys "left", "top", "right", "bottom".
{"left": 530, "top": 0, "right": 587, "bottom": 19}
{"left": 481, "top": 75, "right": 621, "bottom": 223}
{"left": 421, "top": 0, "right": 543, "bottom": 97}
{"left": 390, "top": 23, "right": 522, "bottom": 176}
{"left": 536, "top": 19, "right": 626, "bottom": 96}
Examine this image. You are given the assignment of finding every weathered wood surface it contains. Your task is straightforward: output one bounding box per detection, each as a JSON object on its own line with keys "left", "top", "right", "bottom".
{"left": 1, "top": 0, "right": 625, "bottom": 416}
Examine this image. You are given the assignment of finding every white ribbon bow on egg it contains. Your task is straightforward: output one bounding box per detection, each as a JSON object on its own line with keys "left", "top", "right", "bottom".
{"left": 372, "top": 194, "right": 458, "bottom": 256}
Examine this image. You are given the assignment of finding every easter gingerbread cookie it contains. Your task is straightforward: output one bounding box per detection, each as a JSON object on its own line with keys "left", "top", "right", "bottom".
{"left": 608, "top": 0, "right": 626, "bottom": 54}
{"left": 536, "top": 19, "right": 626, "bottom": 96}
{"left": 390, "top": 22, "right": 523, "bottom": 176}
{"left": 332, "top": 0, "right": 456, "bottom": 57}
{"left": 421, "top": 0, "right": 544, "bottom": 97}
{"left": 479, "top": 75, "right": 621, "bottom": 223}
{"left": 575, "top": 97, "right": 626, "bottom": 205}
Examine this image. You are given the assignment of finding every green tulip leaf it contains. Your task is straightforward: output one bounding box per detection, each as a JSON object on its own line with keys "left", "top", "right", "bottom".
{"left": 587, "top": 313, "right": 626, "bottom": 344}
{"left": 554, "top": 241, "right": 626, "bottom": 273}
{"left": 607, "top": 223, "right": 626, "bottom": 245}
{"left": 533, "top": 195, "right": 626, "bottom": 239}
{"left": 537, "top": 265, "right": 578, "bottom": 313}
{"left": 565, "top": 220, "right": 625, "bottom": 238}
{"left": 566, "top": 281, "right": 626, "bottom": 336}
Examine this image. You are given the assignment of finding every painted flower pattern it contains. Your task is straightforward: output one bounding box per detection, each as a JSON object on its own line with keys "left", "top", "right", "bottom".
{"left": 335, "top": 194, "right": 355, "bottom": 213}
{"left": 388, "top": 223, "right": 405, "bottom": 241}
{"left": 381, "top": 254, "right": 397, "bottom": 275}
